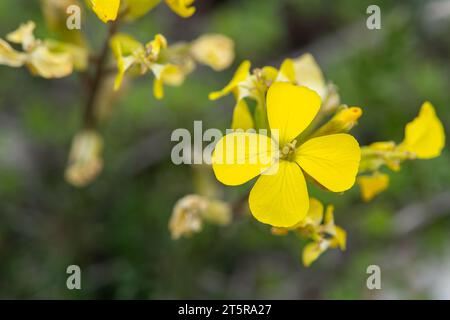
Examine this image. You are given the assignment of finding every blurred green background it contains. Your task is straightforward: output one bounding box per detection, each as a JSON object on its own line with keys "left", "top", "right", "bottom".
{"left": 0, "top": 0, "right": 449, "bottom": 299}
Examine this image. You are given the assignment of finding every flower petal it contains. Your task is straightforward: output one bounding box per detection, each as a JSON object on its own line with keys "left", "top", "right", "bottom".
{"left": 151, "top": 63, "right": 186, "bottom": 99}
{"left": 209, "top": 60, "right": 251, "bottom": 100}
{"left": 212, "top": 132, "right": 276, "bottom": 186}
{"left": 165, "top": 0, "right": 196, "bottom": 18}
{"left": 295, "top": 133, "right": 360, "bottom": 192}
{"left": 110, "top": 34, "right": 143, "bottom": 90}
{"left": 6, "top": 21, "right": 36, "bottom": 50}
{"left": 302, "top": 241, "right": 329, "bottom": 267}
{"left": 28, "top": 45, "right": 73, "bottom": 78}
{"left": 0, "top": 39, "right": 26, "bottom": 67}
{"left": 358, "top": 172, "right": 389, "bottom": 202}
{"left": 110, "top": 33, "right": 144, "bottom": 58}
{"left": 276, "top": 58, "right": 295, "bottom": 82}
{"left": 304, "top": 198, "right": 324, "bottom": 227}
{"left": 44, "top": 40, "right": 89, "bottom": 71}
{"left": 399, "top": 101, "right": 445, "bottom": 159}
{"left": 293, "top": 53, "right": 326, "bottom": 99}
{"left": 89, "top": 0, "right": 120, "bottom": 23}
{"left": 231, "top": 99, "right": 254, "bottom": 130}
{"left": 330, "top": 225, "right": 346, "bottom": 250}
{"left": 249, "top": 160, "right": 309, "bottom": 227}
{"left": 267, "top": 82, "right": 321, "bottom": 146}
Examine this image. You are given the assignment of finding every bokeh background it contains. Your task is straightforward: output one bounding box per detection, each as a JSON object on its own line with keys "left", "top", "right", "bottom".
{"left": 1, "top": 0, "right": 449, "bottom": 299}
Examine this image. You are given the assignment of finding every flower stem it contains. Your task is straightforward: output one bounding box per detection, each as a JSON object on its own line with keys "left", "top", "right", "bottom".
{"left": 83, "top": 19, "right": 120, "bottom": 129}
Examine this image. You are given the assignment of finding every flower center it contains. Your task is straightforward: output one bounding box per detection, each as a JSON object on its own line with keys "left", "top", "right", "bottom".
{"left": 280, "top": 139, "right": 297, "bottom": 160}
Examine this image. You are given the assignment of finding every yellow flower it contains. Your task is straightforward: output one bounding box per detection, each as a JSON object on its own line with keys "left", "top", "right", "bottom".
{"left": 110, "top": 33, "right": 147, "bottom": 90}
{"left": 358, "top": 172, "right": 389, "bottom": 202}
{"left": 302, "top": 204, "right": 346, "bottom": 267}
{"left": 212, "top": 82, "right": 361, "bottom": 227}
{"left": 359, "top": 102, "right": 445, "bottom": 173}
{"left": 0, "top": 21, "right": 80, "bottom": 78}
{"left": 272, "top": 198, "right": 347, "bottom": 267}
{"left": 358, "top": 102, "right": 444, "bottom": 201}
{"left": 190, "top": 34, "right": 235, "bottom": 71}
{"left": 398, "top": 101, "right": 445, "bottom": 159}
{"left": 111, "top": 33, "right": 190, "bottom": 99}
{"left": 88, "top": 0, "right": 196, "bottom": 23}
{"left": 65, "top": 130, "right": 104, "bottom": 187}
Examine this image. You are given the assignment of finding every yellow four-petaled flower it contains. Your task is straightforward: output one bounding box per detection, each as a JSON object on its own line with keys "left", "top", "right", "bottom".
{"left": 212, "top": 82, "right": 361, "bottom": 228}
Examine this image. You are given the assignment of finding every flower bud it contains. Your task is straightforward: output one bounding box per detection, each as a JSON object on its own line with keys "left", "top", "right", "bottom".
{"left": 65, "top": 130, "right": 103, "bottom": 187}
{"left": 311, "top": 106, "right": 362, "bottom": 137}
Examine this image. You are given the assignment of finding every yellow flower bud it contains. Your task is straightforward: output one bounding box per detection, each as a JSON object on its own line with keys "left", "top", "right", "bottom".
{"left": 311, "top": 106, "right": 363, "bottom": 138}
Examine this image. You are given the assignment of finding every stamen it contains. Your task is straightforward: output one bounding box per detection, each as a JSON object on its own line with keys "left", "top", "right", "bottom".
{"left": 280, "top": 139, "right": 298, "bottom": 159}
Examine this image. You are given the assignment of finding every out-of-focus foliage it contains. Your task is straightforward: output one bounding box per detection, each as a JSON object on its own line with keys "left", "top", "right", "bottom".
{"left": 0, "top": 0, "right": 449, "bottom": 299}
